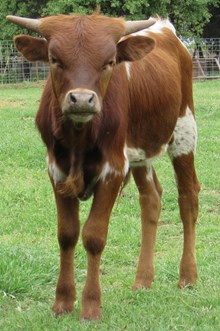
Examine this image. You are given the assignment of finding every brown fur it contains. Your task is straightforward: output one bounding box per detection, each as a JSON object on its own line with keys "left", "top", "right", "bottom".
{"left": 13, "top": 14, "right": 199, "bottom": 321}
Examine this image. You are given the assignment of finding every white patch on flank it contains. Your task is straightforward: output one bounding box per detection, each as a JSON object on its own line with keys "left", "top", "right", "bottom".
{"left": 168, "top": 107, "right": 198, "bottom": 159}
{"left": 125, "top": 146, "right": 167, "bottom": 182}
{"left": 126, "top": 147, "right": 147, "bottom": 167}
{"left": 125, "top": 62, "right": 132, "bottom": 81}
{"left": 126, "top": 145, "right": 168, "bottom": 168}
{"left": 46, "top": 155, "right": 66, "bottom": 184}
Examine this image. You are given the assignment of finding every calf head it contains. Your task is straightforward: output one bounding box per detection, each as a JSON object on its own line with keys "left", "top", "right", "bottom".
{"left": 7, "top": 14, "right": 155, "bottom": 124}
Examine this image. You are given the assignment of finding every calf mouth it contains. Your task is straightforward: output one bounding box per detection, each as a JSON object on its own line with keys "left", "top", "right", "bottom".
{"left": 67, "top": 109, "right": 99, "bottom": 124}
{"left": 62, "top": 88, "right": 102, "bottom": 124}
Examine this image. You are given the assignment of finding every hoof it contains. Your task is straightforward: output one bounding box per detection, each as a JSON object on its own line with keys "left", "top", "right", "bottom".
{"left": 79, "top": 307, "right": 102, "bottom": 321}
{"left": 178, "top": 278, "right": 197, "bottom": 289}
{"left": 179, "top": 259, "right": 198, "bottom": 289}
{"left": 132, "top": 279, "right": 152, "bottom": 290}
{"left": 52, "top": 301, "right": 74, "bottom": 315}
{"left": 178, "top": 266, "right": 198, "bottom": 289}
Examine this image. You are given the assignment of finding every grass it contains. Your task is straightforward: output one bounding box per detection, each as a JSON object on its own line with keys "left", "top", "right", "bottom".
{"left": 0, "top": 80, "right": 219, "bottom": 330}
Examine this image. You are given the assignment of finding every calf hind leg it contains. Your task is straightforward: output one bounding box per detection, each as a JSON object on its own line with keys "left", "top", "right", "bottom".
{"left": 132, "top": 166, "right": 162, "bottom": 290}
{"left": 171, "top": 153, "right": 200, "bottom": 288}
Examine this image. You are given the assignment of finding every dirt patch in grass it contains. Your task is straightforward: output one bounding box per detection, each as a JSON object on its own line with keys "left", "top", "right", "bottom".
{"left": 0, "top": 81, "right": 45, "bottom": 90}
{"left": 0, "top": 100, "right": 27, "bottom": 109}
{"left": 204, "top": 189, "right": 220, "bottom": 196}
{"left": 20, "top": 116, "right": 35, "bottom": 121}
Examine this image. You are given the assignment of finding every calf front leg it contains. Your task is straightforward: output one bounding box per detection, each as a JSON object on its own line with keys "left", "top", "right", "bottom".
{"left": 52, "top": 186, "right": 80, "bottom": 315}
{"left": 80, "top": 176, "right": 123, "bottom": 320}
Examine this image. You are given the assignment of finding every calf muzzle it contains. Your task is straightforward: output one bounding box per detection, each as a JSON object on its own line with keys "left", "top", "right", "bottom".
{"left": 63, "top": 89, "right": 101, "bottom": 123}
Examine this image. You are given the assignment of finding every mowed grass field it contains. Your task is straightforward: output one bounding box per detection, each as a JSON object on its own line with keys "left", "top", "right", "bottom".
{"left": 0, "top": 80, "right": 219, "bottom": 330}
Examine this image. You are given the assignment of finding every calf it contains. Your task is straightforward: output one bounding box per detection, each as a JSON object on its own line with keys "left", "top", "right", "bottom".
{"left": 7, "top": 14, "right": 200, "bottom": 320}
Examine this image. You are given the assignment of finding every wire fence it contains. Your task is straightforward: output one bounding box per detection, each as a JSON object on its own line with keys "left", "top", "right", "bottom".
{"left": 0, "top": 38, "right": 220, "bottom": 84}
{"left": 0, "top": 40, "right": 49, "bottom": 84}
{"left": 186, "top": 38, "right": 220, "bottom": 80}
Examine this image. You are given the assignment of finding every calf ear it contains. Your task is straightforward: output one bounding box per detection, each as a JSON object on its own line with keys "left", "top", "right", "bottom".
{"left": 14, "top": 35, "right": 49, "bottom": 62}
{"left": 117, "top": 36, "right": 155, "bottom": 63}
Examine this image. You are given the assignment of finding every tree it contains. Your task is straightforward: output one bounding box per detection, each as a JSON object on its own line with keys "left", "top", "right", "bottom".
{"left": 203, "top": 4, "right": 220, "bottom": 37}
{"left": 202, "top": 4, "right": 220, "bottom": 60}
{"left": 0, "top": 0, "right": 48, "bottom": 39}
{"left": 1, "top": 0, "right": 219, "bottom": 40}
{"left": 167, "top": 0, "right": 220, "bottom": 37}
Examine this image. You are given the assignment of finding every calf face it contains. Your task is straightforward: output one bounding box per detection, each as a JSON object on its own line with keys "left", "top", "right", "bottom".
{"left": 13, "top": 15, "right": 154, "bottom": 123}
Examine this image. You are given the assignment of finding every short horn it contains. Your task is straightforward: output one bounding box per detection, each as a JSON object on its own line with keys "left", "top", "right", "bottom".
{"left": 6, "top": 15, "right": 41, "bottom": 32}
{"left": 124, "top": 18, "right": 156, "bottom": 35}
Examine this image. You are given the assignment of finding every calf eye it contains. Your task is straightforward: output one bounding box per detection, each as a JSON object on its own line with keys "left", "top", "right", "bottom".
{"left": 50, "top": 56, "right": 63, "bottom": 69}
{"left": 108, "top": 60, "right": 115, "bottom": 66}
{"left": 51, "top": 57, "right": 57, "bottom": 64}
{"left": 102, "top": 59, "right": 116, "bottom": 71}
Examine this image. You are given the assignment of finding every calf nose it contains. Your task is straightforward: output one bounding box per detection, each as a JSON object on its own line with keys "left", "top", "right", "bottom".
{"left": 69, "top": 92, "right": 96, "bottom": 108}
{"left": 63, "top": 89, "right": 101, "bottom": 122}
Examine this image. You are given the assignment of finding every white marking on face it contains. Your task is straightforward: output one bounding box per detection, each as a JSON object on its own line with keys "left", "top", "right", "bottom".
{"left": 46, "top": 155, "right": 66, "bottom": 184}
{"left": 125, "top": 62, "right": 132, "bottom": 81}
{"left": 168, "top": 107, "right": 197, "bottom": 159}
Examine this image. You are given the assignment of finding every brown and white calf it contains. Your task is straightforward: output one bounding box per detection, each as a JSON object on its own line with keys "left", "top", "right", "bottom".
{"left": 7, "top": 14, "right": 200, "bottom": 320}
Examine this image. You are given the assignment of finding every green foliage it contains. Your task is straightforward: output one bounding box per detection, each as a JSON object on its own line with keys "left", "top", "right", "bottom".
{"left": 0, "top": 0, "right": 220, "bottom": 39}
{"left": 41, "top": 0, "right": 95, "bottom": 16}
{"left": 0, "top": 80, "right": 219, "bottom": 330}
{"left": 168, "top": 0, "right": 218, "bottom": 37}
{"left": 0, "top": 0, "right": 48, "bottom": 39}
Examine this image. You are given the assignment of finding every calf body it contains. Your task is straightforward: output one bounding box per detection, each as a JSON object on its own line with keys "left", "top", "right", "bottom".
{"left": 8, "top": 14, "right": 200, "bottom": 320}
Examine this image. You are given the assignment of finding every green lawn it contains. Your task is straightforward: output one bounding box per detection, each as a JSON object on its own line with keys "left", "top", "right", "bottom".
{"left": 0, "top": 80, "right": 219, "bottom": 330}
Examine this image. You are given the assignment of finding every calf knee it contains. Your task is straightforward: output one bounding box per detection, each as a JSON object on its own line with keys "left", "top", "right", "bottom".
{"left": 178, "top": 191, "right": 199, "bottom": 223}
{"left": 83, "top": 232, "right": 106, "bottom": 256}
{"left": 58, "top": 230, "right": 79, "bottom": 250}
{"left": 140, "top": 191, "right": 161, "bottom": 222}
